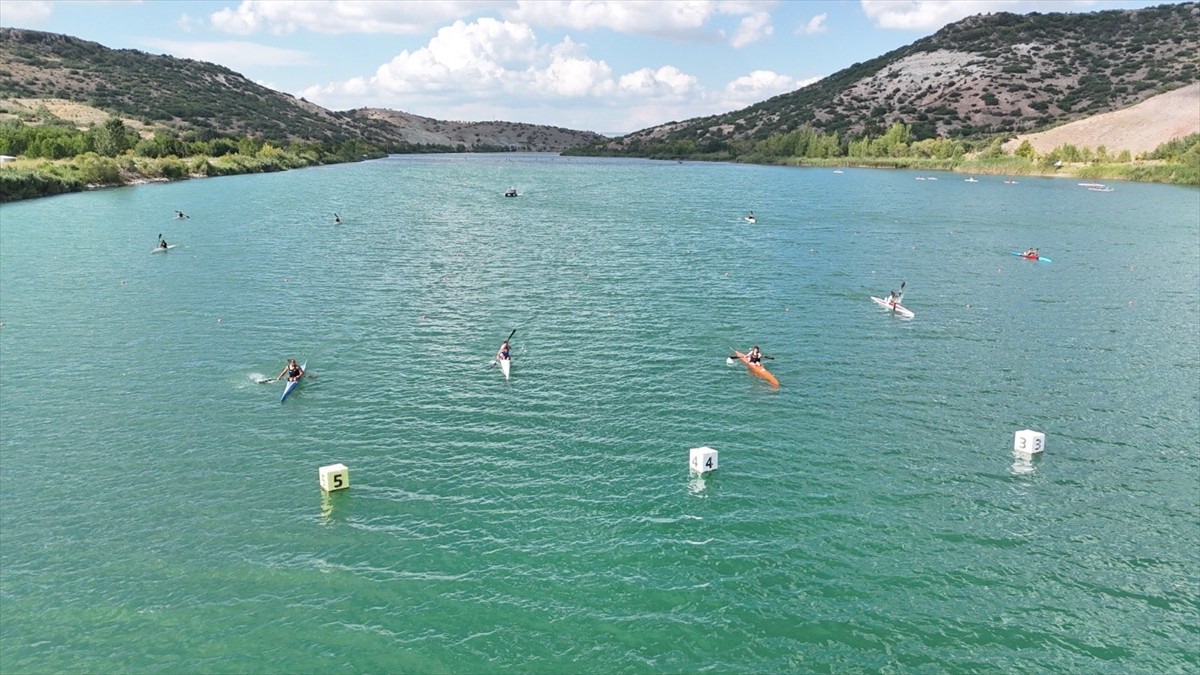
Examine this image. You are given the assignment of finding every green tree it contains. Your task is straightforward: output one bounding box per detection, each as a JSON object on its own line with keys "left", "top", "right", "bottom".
{"left": 91, "top": 117, "right": 131, "bottom": 157}
{"left": 1015, "top": 140, "right": 1036, "bottom": 160}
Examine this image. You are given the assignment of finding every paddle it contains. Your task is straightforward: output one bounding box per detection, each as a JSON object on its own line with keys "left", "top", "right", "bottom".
{"left": 727, "top": 350, "right": 774, "bottom": 362}
{"left": 491, "top": 329, "right": 516, "bottom": 366}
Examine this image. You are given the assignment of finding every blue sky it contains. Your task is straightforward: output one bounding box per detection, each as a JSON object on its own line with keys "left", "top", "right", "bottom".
{"left": 1, "top": 0, "right": 1172, "bottom": 135}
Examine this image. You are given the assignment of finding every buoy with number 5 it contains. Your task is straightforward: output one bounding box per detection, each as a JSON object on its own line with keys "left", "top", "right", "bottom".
{"left": 320, "top": 463, "right": 349, "bottom": 491}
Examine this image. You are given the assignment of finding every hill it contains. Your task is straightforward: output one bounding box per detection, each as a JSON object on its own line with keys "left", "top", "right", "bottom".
{"left": 580, "top": 2, "right": 1199, "bottom": 156}
{"left": 348, "top": 108, "right": 605, "bottom": 152}
{"left": 1004, "top": 81, "right": 1200, "bottom": 154}
{"left": 0, "top": 27, "right": 603, "bottom": 152}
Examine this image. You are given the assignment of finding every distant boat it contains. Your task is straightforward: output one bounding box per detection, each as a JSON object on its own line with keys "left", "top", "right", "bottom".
{"left": 1089, "top": 187, "right": 1114, "bottom": 192}
{"left": 1078, "top": 182, "right": 1105, "bottom": 187}
{"left": 964, "top": 177, "right": 978, "bottom": 183}
{"left": 833, "top": 169, "right": 844, "bottom": 174}
{"left": 927, "top": 176, "right": 938, "bottom": 181}
{"left": 915, "top": 176, "right": 926, "bottom": 181}
{"left": 1004, "top": 179, "right": 1019, "bottom": 184}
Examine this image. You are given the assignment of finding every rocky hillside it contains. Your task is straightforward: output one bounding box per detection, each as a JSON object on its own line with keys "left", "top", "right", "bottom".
{"left": 590, "top": 2, "right": 1199, "bottom": 153}
{"left": 0, "top": 27, "right": 603, "bottom": 151}
{"left": 1005, "top": 81, "right": 1200, "bottom": 154}
{"left": 348, "top": 108, "right": 605, "bottom": 152}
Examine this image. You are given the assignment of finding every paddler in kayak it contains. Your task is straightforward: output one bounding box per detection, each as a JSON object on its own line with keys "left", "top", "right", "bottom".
{"left": 885, "top": 287, "right": 904, "bottom": 308}
{"left": 158, "top": 237, "right": 169, "bottom": 249}
{"left": 746, "top": 346, "right": 763, "bottom": 366}
{"left": 496, "top": 340, "right": 511, "bottom": 363}
{"left": 275, "top": 358, "right": 303, "bottom": 383}
{"left": 1022, "top": 247, "right": 1039, "bottom": 258}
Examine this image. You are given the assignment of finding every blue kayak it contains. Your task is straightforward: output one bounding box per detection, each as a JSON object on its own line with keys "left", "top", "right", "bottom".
{"left": 281, "top": 361, "right": 306, "bottom": 402}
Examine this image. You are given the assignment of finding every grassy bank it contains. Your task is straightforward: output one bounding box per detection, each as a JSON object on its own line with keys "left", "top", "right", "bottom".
{"left": 766, "top": 155, "right": 1198, "bottom": 185}
{"left": 0, "top": 148, "right": 385, "bottom": 203}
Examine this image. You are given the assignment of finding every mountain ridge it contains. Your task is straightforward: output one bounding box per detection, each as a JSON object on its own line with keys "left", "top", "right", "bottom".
{"left": 586, "top": 2, "right": 1199, "bottom": 156}
{"left": 0, "top": 27, "right": 605, "bottom": 152}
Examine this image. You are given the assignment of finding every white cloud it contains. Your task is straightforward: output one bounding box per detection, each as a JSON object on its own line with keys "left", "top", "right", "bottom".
{"left": 139, "top": 39, "right": 317, "bottom": 69}
{"left": 295, "top": 16, "right": 727, "bottom": 133}
{"left": 617, "top": 65, "right": 698, "bottom": 99}
{"left": 210, "top": 0, "right": 491, "bottom": 36}
{"left": 507, "top": 0, "right": 782, "bottom": 42}
{"left": 370, "top": 18, "right": 538, "bottom": 95}
{"left": 507, "top": 0, "right": 716, "bottom": 37}
{"left": 729, "top": 10, "right": 772, "bottom": 47}
{"left": 796, "top": 12, "right": 828, "bottom": 35}
{"left": 859, "top": 0, "right": 1100, "bottom": 31}
{"left": 0, "top": 0, "right": 53, "bottom": 26}
{"left": 723, "top": 70, "right": 815, "bottom": 107}
{"left": 177, "top": 12, "right": 203, "bottom": 33}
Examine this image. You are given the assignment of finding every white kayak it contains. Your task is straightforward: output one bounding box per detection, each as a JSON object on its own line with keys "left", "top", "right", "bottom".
{"left": 150, "top": 244, "right": 177, "bottom": 253}
{"left": 871, "top": 296, "right": 915, "bottom": 318}
{"left": 498, "top": 356, "right": 511, "bottom": 380}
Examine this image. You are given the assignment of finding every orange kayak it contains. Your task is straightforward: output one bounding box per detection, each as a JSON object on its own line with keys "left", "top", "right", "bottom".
{"left": 734, "top": 350, "right": 779, "bottom": 388}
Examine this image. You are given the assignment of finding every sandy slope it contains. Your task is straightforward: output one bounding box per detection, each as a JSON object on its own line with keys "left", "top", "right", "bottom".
{"left": 1005, "top": 82, "right": 1199, "bottom": 154}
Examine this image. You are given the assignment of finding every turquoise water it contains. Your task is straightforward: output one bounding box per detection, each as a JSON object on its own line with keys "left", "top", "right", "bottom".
{"left": 2, "top": 155, "right": 1197, "bottom": 673}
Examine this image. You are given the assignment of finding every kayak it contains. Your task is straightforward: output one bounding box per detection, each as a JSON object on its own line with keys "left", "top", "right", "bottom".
{"left": 150, "top": 244, "right": 177, "bottom": 253}
{"left": 745, "top": 216, "right": 756, "bottom": 224}
{"left": 1012, "top": 251, "right": 1052, "bottom": 263}
{"left": 871, "top": 296, "right": 915, "bottom": 318}
{"left": 280, "top": 361, "right": 306, "bottom": 402}
{"left": 733, "top": 350, "right": 779, "bottom": 388}
{"left": 498, "top": 356, "right": 511, "bottom": 380}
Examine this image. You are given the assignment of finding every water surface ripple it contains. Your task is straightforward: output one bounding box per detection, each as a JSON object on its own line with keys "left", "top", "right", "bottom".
{"left": 2, "top": 155, "right": 1197, "bottom": 673}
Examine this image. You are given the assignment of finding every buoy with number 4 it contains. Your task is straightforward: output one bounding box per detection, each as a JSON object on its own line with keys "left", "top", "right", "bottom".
{"left": 689, "top": 446, "right": 718, "bottom": 474}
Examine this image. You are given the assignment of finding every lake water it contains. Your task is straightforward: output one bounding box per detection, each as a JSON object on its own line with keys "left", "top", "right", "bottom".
{"left": 1, "top": 155, "right": 1197, "bottom": 673}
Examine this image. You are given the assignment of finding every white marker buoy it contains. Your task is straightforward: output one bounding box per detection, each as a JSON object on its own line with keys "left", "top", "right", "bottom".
{"left": 319, "top": 463, "right": 349, "bottom": 491}
{"left": 1013, "top": 429, "right": 1045, "bottom": 455}
{"left": 689, "top": 446, "right": 718, "bottom": 474}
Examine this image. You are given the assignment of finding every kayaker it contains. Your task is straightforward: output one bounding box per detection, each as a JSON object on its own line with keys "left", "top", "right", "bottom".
{"left": 175, "top": 210, "right": 189, "bottom": 219}
{"left": 158, "top": 238, "right": 169, "bottom": 249}
{"left": 747, "top": 346, "right": 763, "bottom": 365}
{"left": 1023, "top": 247, "right": 1039, "bottom": 258}
{"left": 885, "top": 288, "right": 903, "bottom": 307}
{"left": 334, "top": 213, "right": 341, "bottom": 224}
{"left": 276, "top": 358, "right": 303, "bottom": 382}
{"left": 496, "top": 340, "right": 510, "bottom": 362}
{"left": 747, "top": 211, "right": 755, "bottom": 220}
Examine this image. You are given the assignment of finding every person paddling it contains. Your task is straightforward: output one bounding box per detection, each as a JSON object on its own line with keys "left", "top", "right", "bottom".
{"left": 496, "top": 340, "right": 511, "bottom": 363}
{"left": 334, "top": 213, "right": 341, "bottom": 224}
{"left": 158, "top": 237, "right": 169, "bottom": 249}
{"left": 746, "top": 346, "right": 763, "bottom": 366}
{"left": 885, "top": 281, "right": 906, "bottom": 308}
{"left": 275, "top": 358, "right": 303, "bottom": 383}
{"left": 175, "top": 210, "right": 189, "bottom": 219}
{"left": 1023, "top": 247, "right": 1039, "bottom": 258}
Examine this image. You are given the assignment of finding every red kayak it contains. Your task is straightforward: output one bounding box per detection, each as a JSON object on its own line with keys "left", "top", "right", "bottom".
{"left": 733, "top": 350, "right": 779, "bottom": 388}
